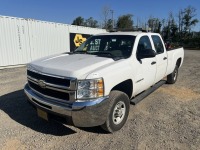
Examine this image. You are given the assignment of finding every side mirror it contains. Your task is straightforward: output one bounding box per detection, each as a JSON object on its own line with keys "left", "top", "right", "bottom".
{"left": 137, "top": 49, "right": 156, "bottom": 59}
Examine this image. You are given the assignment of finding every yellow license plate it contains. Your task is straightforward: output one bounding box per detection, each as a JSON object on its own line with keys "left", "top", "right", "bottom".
{"left": 37, "top": 108, "right": 48, "bottom": 121}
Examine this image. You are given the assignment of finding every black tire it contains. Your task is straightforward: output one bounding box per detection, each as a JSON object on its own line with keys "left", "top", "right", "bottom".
{"left": 167, "top": 65, "right": 178, "bottom": 84}
{"left": 101, "top": 90, "right": 130, "bottom": 133}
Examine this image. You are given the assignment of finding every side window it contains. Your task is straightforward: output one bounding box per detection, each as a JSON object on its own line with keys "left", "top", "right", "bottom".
{"left": 137, "top": 36, "right": 152, "bottom": 55}
{"left": 152, "top": 35, "right": 164, "bottom": 54}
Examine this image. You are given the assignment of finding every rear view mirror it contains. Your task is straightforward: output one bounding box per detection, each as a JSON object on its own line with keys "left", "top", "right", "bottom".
{"left": 137, "top": 49, "right": 156, "bottom": 59}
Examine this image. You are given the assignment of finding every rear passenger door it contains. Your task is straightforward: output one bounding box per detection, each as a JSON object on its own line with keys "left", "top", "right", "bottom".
{"left": 151, "top": 35, "right": 167, "bottom": 83}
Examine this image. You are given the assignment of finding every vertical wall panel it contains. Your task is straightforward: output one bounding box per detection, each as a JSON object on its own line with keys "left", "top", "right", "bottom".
{"left": 0, "top": 15, "right": 107, "bottom": 68}
{"left": 0, "top": 16, "right": 31, "bottom": 67}
{"left": 27, "top": 20, "right": 69, "bottom": 60}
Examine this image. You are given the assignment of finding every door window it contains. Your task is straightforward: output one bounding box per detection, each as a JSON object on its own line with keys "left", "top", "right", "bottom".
{"left": 137, "top": 36, "right": 152, "bottom": 55}
{"left": 152, "top": 35, "right": 164, "bottom": 54}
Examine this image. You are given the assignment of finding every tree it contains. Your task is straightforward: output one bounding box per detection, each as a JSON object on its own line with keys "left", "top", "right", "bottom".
{"left": 116, "top": 14, "right": 133, "bottom": 29}
{"left": 162, "top": 13, "right": 178, "bottom": 41}
{"left": 85, "top": 17, "right": 99, "bottom": 28}
{"left": 72, "top": 16, "right": 85, "bottom": 26}
{"left": 148, "top": 17, "right": 161, "bottom": 33}
{"left": 103, "top": 19, "right": 115, "bottom": 30}
{"left": 101, "top": 6, "right": 111, "bottom": 29}
{"left": 177, "top": 9, "right": 184, "bottom": 35}
{"left": 72, "top": 16, "right": 99, "bottom": 28}
{"left": 170, "top": 19, "right": 178, "bottom": 38}
{"left": 182, "top": 6, "right": 199, "bottom": 33}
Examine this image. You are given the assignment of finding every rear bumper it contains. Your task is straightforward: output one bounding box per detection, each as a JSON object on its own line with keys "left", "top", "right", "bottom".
{"left": 24, "top": 83, "right": 109, "bottom": 127}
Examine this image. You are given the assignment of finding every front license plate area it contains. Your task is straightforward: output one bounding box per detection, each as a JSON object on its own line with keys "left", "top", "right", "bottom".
{"left": 37, "top": 108, "right": 48, "bottom": 121}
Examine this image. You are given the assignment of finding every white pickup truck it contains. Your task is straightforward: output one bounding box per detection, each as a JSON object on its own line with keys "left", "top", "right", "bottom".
{"left": 24, "top": 31, "right": 184, "bottom": 132}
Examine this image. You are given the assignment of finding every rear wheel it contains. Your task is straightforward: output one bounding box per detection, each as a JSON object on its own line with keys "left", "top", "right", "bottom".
{"left": 101, "top": 91, "right": 130, "bottom": 133}
{"left": 167, "top": 65, "right": 178, "bottom": 84}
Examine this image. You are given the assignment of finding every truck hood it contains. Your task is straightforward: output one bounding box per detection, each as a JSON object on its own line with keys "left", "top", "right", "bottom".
{"left": 29, "top": 53, "right": 114, "bottom": 79}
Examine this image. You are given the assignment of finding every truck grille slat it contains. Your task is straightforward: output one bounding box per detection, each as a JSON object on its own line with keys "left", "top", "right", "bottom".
{"left": 27, "top": 69, "right": 76, "bottom": 101}
{"left": 28, "top": 81, "right": 70, "bottom": 100}
{"left": 27, "top": 70, "right": 70, "bottom": 87}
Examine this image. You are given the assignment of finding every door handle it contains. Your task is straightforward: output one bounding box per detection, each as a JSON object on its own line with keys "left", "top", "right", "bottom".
{"left": 163, "top": 57, "right": 167, "bottom": 60}
{"left": 151, "top": 61, "right": 156, "bottom": 65}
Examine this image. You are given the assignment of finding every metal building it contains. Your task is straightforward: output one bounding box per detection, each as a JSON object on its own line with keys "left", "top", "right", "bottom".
{"left": 0, "top": 15, "right": 107, "bottom": 68}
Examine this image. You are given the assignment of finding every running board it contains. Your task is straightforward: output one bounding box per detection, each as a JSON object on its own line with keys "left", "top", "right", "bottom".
{"left": 130, "top": 80, "right": 166, "bottom": 105}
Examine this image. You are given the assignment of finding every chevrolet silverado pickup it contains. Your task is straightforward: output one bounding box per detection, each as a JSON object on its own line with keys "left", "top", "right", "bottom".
{"left": 24, "top": 31, "right": 184, "bottom": 132}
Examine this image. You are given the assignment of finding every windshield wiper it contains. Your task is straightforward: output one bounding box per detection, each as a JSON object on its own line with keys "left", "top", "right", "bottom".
{"left": 93, "top": 51, "right": 115, "bottom": 57}
{"left": 94, "top": 51, "right": 125, "bottom": 60}
{"left": 73, "top": 51, "right": 96, "bottom": 55}
{"left": 73, "top": 51, "right": 88, "bottom": 54}
{"left": 72, "top": 51, "right": 125, "bottom": 60}
{"left": 113, "top": 56, "right": 126, "bottom": 61}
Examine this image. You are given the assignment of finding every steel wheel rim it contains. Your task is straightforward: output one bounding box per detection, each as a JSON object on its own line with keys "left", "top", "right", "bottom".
{"left": 112, "top": 101, "right": 126, "bottom": 125}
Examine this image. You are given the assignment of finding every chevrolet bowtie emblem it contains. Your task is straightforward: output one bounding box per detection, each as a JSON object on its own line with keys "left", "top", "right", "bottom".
{"left": 38, "top": 80, "right": 46, "bottom": 88}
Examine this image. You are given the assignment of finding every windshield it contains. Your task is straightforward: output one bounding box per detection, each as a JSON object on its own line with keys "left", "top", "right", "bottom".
{"left": 74, "top": 35, "right": 135, "bottom": 59}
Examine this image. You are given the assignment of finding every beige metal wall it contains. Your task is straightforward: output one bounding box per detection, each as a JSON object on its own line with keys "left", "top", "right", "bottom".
{"left": 0, "top": 16, "right": 106, "bottom": 67}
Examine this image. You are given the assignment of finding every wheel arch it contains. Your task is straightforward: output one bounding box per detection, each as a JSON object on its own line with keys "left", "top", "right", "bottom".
{"left": 111, "top": 79, "right": 133, "bottom": 99}
{"left": 176, "top": 58, "right": 182, "bottom": 68}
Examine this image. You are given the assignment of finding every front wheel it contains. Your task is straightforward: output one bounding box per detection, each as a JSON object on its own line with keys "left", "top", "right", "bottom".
{"left": 101, "top": 91, "right": 130, "bottom": 133}
{"left": 167, "top": 65, "right": 178, "bottom": 84}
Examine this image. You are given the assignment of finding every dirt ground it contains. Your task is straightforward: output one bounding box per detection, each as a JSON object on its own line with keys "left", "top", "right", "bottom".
{"left": 0, "top": 50, "right": 200, "bottom": 150}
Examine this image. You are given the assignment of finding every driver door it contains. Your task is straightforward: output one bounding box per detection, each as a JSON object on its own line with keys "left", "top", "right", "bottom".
{"left": 134, "top": 36, "right": 157, "bottom": 94}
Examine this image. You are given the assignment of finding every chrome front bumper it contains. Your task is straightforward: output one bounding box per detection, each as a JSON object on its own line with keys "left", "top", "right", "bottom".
{"left": 24, "top": 83, "right": 110, "bottom": 127}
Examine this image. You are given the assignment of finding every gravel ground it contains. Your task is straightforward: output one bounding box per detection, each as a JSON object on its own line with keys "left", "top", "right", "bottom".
{"left": 0, "top": 50, "right": 200, "bottom": 150}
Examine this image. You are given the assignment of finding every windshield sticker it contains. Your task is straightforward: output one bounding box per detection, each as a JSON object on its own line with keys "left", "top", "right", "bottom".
{"left": 83, "top": 44, "right": 88, "bottom": 51}
{"left": 90, "top": 39, "right": 101, "bottom": 51}
{"left": 112, "top": 39, "right": 117, "bottom": 42}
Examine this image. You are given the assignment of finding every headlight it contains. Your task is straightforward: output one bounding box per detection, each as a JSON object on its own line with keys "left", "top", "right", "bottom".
{"left": 77, "top": 78, "right": 104, "bottom": 100}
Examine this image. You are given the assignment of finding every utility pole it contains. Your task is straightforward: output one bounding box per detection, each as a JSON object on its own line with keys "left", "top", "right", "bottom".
{"left": 110, "top": 10, "right": 114, "bottom": 29}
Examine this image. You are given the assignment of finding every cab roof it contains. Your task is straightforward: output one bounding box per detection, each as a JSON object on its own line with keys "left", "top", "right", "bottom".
{"left": 97, "top": 31, "right": 160, "bottom": 37}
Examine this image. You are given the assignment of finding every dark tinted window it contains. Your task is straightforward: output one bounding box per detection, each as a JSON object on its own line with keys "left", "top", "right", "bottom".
{"left": 137, "top": 36, "right": 152, "bottom": 55}
{"left": 152, "top": 35, "right": 164, "bottom": 54}
{"left": 75, "top": 35, "right": 135, "bottom": 58}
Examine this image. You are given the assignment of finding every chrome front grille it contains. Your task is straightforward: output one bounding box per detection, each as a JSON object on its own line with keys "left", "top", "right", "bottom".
{"left": 27, "top": 69, "right": 76, "bottom": 102}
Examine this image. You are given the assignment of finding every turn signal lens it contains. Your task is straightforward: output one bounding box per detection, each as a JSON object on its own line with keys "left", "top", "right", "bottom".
{"left": 77, "top": 78, "right": 104, "bottom": 100}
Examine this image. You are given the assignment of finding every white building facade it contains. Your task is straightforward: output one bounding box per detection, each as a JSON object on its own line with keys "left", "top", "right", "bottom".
{"left": 0, "top": 15, "right": 106, "bottom": 68}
